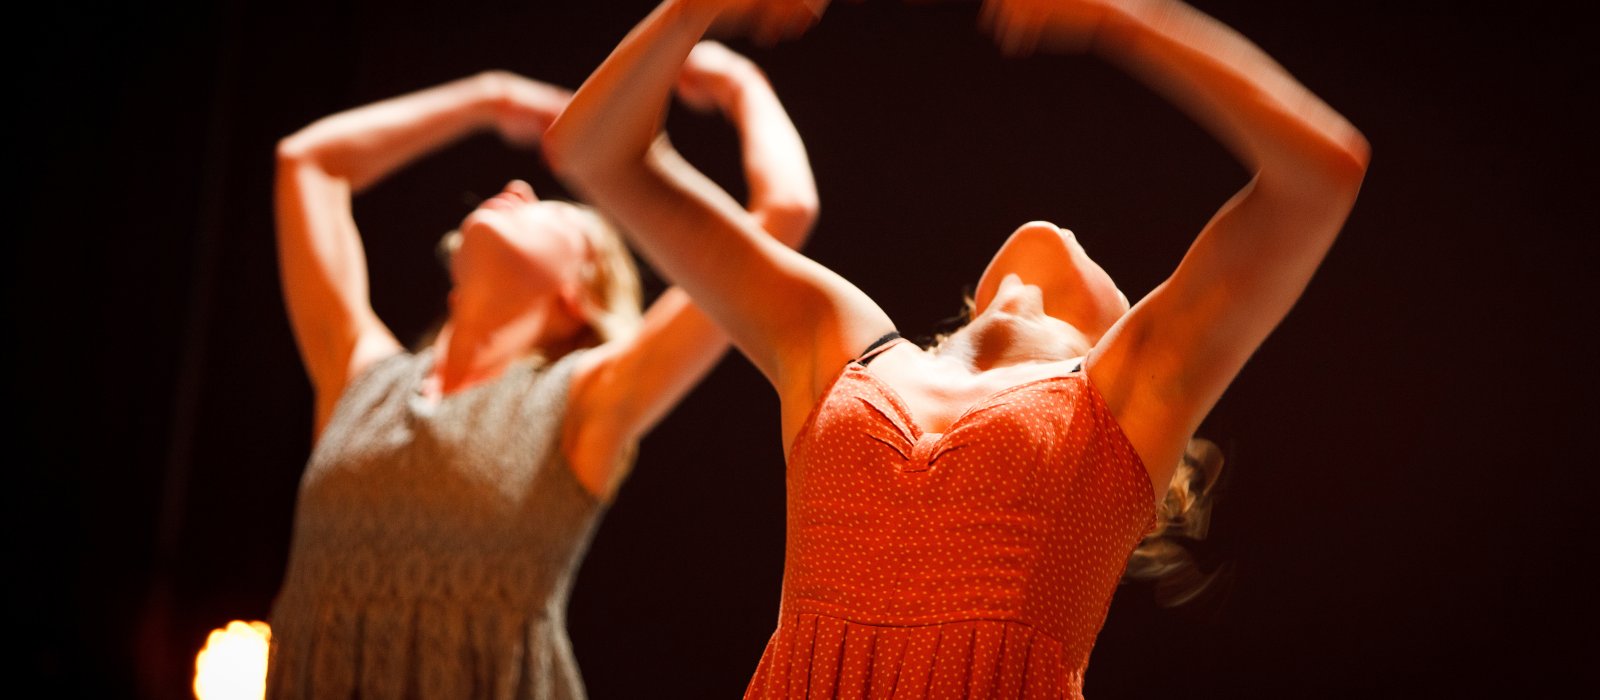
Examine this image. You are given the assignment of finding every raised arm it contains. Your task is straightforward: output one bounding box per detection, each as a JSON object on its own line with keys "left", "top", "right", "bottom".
{"left": 675, "top": 41, "right": 820, "bottom": 240}
{"left": 546, "top": 0, "right": 891, "bottom": 444}
{"left": 986, "top": 0, "right": 1370, "bottom": 485}
{"left": 562, "top": 42, "right": 820, "bottom": 498}
{"left": 275, "top": 71, "right": 570, "bottom": 434}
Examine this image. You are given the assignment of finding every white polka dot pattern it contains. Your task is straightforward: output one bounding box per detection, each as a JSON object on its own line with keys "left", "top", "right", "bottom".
{"left": 745, "top": 364, "right": 1157, "bottom": 699}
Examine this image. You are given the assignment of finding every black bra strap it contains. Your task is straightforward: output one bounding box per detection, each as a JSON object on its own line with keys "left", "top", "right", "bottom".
{"left": 855, "top": 331, "right": 903, "bottom": 366}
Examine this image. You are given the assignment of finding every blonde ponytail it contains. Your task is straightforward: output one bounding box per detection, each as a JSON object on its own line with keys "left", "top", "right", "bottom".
{"left": 1125, "top": 438, "right": 1227, "bottom": 607}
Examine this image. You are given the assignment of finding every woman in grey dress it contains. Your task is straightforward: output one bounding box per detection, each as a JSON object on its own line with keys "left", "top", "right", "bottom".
{"left": 266, "top": 42, "right": 815, "bottom": 699}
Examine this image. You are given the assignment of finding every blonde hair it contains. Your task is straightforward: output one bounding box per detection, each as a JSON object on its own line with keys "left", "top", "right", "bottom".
{"left": 432, "top": 201, "right": 643, "bottom": 354}
{"left": 566, "top": 204, "right": 643, "bottom": 347}
{"left": 1124, "top": 438, "right": 1228, "bottom": 607}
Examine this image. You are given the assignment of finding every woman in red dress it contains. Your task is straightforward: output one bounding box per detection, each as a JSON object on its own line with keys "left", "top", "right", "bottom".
{"left": 547, "top": 0, "right": 1368, "bottom": 696}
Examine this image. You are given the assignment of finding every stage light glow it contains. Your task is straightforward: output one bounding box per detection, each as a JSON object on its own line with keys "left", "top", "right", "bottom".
{"left": 193, "top": 620, "right": 271, "bottom": 700}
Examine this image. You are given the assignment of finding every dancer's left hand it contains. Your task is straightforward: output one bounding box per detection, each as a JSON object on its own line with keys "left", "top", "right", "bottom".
{"left": 978, "top": 0, "right": 1124, "bottom": 55}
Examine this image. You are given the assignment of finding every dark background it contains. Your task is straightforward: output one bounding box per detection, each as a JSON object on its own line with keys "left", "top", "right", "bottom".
{"left": 12, "top": 0, "right": 1596, "bottom": 697}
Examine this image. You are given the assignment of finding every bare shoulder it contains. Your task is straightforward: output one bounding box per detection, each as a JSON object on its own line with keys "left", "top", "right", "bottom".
{"left": 560, "top": 343, "right": 632, "bottom": 502}
{"left": 564, "top": 342, "right": 618, "bottom": 410}
{"left": 1083, "top": 336, "right": 1185, "bottom": 505}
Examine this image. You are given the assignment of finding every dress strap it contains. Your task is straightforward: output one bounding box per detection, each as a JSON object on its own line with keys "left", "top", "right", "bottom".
{"left": 855, "top": 331, "right": 904, "bottom": 366}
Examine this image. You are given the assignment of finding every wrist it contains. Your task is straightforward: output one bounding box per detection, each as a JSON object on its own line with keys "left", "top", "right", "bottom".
{"left": 714, "top": 61, "right": 767, "bottom": 108}
{"left": 668, "top": 0, "right": 722, "bottom": 33}
{"left": 471, "top": 71, "right": 514, "bottom": 129}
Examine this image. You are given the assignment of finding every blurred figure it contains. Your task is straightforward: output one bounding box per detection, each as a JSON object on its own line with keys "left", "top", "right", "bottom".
{"left": 549, "top": 0, "right": 1366, "bottom": 696}
{"left": 267, "top": 42, "right": 816, "bottom": 699}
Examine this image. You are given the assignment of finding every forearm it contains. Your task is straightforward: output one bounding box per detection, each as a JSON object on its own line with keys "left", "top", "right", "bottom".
{"left": 725, "top": 68, "right": 819, "bottom": 247}
{"left": 542, "top": 1, "right": 767, "bottom": 342}
{"left": 277, "top": 72, "right": 502, "bottom": 192}
{"left": 545, "top": 0, "right": 713, "bottom": 181}
{"left": 1095, "top": 1, "right": 1368, "bottom": 189}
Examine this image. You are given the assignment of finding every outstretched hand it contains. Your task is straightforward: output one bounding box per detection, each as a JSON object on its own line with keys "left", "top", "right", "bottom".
{"left": 483, "top": 71, "right": 574, "bottom": 148}
{"left": 683, "top": 0, "right": 831, "bottom": 46}
{"left": 978, "top": 0, "right": 1124, "bottom": 55}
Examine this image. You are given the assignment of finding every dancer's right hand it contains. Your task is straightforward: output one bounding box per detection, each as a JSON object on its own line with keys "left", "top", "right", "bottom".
{"left": 681, "top": 0, "right": 830, "bottom": 45}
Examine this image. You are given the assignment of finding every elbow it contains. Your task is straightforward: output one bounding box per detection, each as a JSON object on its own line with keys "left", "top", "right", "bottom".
{"left": 760, "top": 196, "right": 820, "bottom": 248}
{"left": 1314, "top": 119, "right": 1371, "bottom": 194}
{"left": 541, "top": 114, "right": 601, "bottom": 185}
{"left": 539, "top": 115, "right": 577, "bottom": 175}
{"left": 784, "top": 196, "right": 821, "bottom": 235}
{"left": 275, "top": 133, "right": 314, "bottom": 169}
{"left": 1269, "top": 128, "right": 1370, "bottom": 205}
{"left": 1326, "top": 126, "right": 1371, "bottom": 191}
{"left": 1322, "top": 148, "right": 1369, "bottom": 210}
{"left": 786, "top": 189, "right": 821, "bottom": 227}
{"left": 275, "top": 129, "right": 340, "bottom": 178}
{"left": 546, "top": 113, "right": 669, "bottom": 190}
{"left": 541, "top": 125, "right": 606, "bottom": 193}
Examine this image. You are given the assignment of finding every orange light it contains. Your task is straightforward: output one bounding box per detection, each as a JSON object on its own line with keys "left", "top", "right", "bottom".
{"left": 193, "top": 620, "right": 271, "bottom": 700}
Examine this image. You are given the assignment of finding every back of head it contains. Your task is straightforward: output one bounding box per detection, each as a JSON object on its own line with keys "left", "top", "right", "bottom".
{"left": 1125, "top": 438, "right": 1229, "bottom": 607}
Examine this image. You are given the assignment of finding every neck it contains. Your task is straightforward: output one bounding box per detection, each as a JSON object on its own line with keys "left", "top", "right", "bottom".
{"left": 427, "top": 292, "right": 581, "bottom": 396}
{"left": 938, "top": 309, "right": 1090, "bottom": 373}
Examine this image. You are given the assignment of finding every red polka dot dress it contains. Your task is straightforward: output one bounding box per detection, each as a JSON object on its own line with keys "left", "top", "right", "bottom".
{"left": 744, "top": 340, "right": 1157, "bottom": 699}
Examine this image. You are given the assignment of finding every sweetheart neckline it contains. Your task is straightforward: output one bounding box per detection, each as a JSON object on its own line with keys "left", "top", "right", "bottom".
{"left": 847, "top": 363, "right": 1083, "bottom": 440}
{"left": 785, "top": 360, "right": 1161, "bottom": 507}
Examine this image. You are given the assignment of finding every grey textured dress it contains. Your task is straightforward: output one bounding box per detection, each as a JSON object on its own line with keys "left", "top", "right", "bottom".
{"left": 266, "top": 348, "right": 608, "bottom": 699}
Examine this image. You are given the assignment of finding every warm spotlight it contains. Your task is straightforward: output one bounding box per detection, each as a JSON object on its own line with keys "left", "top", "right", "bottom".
{"left": 193, "top": 620, "right": 270, "bottom": 700}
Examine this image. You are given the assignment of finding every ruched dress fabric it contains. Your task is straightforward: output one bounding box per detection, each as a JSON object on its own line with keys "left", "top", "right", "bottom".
{"left": 267, "top": 349, "right": 606, "bottom": 700}
{"left": 746, "top": 355, "right": 1157, "bottom": 700}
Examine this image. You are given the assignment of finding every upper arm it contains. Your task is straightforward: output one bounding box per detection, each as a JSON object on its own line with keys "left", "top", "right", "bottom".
{"left": 559, "top": 225, "right": 865, "bottom": 498}
{"left": 1089, "top": 156, "right": 1367, "bottom": 485}
{"left": 558, "top": 171, "right": 833, "bottom": 498}
{"left": 562, "top": 139, "right": 892, "bottom": 403}
{"left": 561, "top": 288, "right": 721, "bottom": 499}
{"left": 274, "top": 142, "right": 401, "bottom": 428}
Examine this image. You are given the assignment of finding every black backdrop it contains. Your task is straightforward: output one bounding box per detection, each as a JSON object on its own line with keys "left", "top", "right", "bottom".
{"left": 12, "top": 0, "right": 1597, "bottom": 697}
